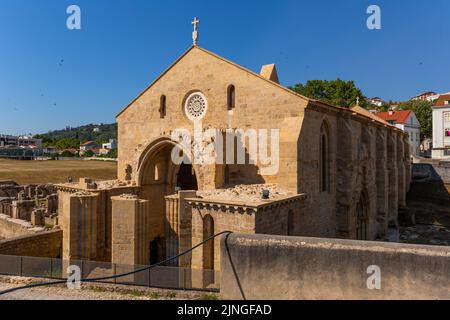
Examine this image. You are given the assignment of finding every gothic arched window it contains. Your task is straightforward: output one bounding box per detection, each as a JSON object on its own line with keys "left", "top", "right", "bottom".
{"left": 227, "top": 85, "right": 235, "bottom": 110}
{"left": 159, "top": 95, "right": 167, "bottom": 119}
{"left": 320, "top": 121, "right": 330, "bottom": 192}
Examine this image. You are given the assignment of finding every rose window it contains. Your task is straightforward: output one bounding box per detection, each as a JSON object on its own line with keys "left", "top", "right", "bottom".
{"left": 184, "top": 92, "right": 208, "bottom": 121}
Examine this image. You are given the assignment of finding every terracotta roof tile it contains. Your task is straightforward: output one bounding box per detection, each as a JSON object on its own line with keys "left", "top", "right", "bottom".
{"left": 435, "top": 94, "right": 450, "bottom": 107}
{"left": 375, "top": 110, "right": 412, "bottom": 124}
{"left": 80, "top": 141, "right": 96, "bottom": 146}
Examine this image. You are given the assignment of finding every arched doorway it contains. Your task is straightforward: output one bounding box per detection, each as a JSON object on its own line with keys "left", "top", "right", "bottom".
{"left": 137, "top": 139, "right": 199, "bottom": 264}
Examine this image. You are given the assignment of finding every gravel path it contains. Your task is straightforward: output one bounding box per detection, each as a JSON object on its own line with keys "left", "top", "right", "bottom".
{"left": 0, "top": 276, "right": 215, "bottom": 301}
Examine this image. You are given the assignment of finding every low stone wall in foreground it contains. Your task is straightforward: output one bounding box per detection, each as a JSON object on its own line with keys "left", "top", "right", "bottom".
{"left": 220, "top": 233, "right": 450, "bottom": 300}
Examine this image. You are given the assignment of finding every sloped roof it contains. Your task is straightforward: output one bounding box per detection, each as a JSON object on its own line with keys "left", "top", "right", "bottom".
{"left": 375, "top": 110, "right": 412, "bottom": 124}
{"left": 435, "top": 94, "right": 450, "bottom": 107}
{"left": 415, "top": 91, "right": 437, "bottom": 98}
{"left": 351, "top": 106, "right": 390, "bottom": 125}
{"left": 80, "top": 141, "right": 97, "bottom": 146}
{"left": 113, "top": 46, "right": 406, "bottom": 136}
{"left": 116, "top": 46, "right": 314, "bottom": 118}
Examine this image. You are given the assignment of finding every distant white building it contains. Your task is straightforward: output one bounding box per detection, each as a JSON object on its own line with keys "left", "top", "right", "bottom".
{"left": 80, "top": 141, "right": 100, "bottom": 152}
{"left": 0, "top": 135, "right": 18, "bottom": 148}
{"left": 102, "top": 139, "right": 117, "bottom": 150}
{"left": 432, "top": 94, "right": 450, "bottom": 159}
{"left": 376, "top": 110, "right": 421, "bottom": 156}
{"left": 412, "top": 91, "right": 440, "bottom": 102}
{"left": 367, "top": 97, "right": 385, "bottom": 107}
{"left": 412, "top": 91, "right": 450, "bottom": 103}
{"left": 0, "top": 134, "right": 42, "bottom": 148}
{"left": 18, "top": 135, "right": 42, "bottom": 148}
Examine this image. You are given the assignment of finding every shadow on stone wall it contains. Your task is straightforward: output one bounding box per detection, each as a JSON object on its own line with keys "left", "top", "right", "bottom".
{"left": 400, "top": 163, "right": 450, "bottom": 246}
{"left": 410, "top": 163, "right": 450, "bottom": 208}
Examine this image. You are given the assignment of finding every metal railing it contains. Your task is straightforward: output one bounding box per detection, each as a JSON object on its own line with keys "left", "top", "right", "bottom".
{"left": 0, "top": 254, "right": 220, "bottom": 292}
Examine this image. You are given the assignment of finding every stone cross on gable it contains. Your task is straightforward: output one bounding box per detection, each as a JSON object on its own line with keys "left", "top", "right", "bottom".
{"left": 192, "top": 17, "right": 200, "bottom": 46}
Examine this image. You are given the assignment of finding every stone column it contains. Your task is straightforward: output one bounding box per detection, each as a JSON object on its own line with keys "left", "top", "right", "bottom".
{"left": 111, "top": 195, "right": 150, "bottom": 266}
{"left": 164, "top": 190, "right": 197, "bottom": 268}
{"left": 404, "top": 135, "right": 412, "bottom": 192}
{"left": 165, "top": 194, "right": 179, "bottom": 266}
{"left": 387, "top": 133, "right": 399, "bottom": 241}
{"left": 336, "top": 117, "right": 354, "bottom": 239}
{"left": 111, "top": 194, "right": 150, "bottom": 284}
{"left": 61, "top": 192, "right": 99, "bottom": 261}
{"left": 397, "top": 135, "right": 406, "bottom": 208}
{"left": 375, "top": 128, "right": 389, "bottom": 240}
{"left": 190, "top": 204, "right": 207, "bottom": 289}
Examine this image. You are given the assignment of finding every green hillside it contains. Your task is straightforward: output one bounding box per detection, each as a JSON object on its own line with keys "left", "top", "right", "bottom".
{"left": 34, "top": 123, "right": 117, "bottom": 149}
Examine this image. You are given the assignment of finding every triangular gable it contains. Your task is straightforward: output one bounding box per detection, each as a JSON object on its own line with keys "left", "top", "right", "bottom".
{"left": 116, "top": 46, "right": 312, "bottom": 119}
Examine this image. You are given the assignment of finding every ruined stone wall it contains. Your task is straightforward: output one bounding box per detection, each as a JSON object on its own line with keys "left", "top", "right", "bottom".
{"left": 412, "top": 161, "right": 450, "bottom": 184}
{"left": 0, "top": 214, "right": 43, "bottom": 239}
{"left": 189, "top": 203, "right": 256, "bottom": 272}
{"left": 254, "top": 198, "right": 306, "bottom": 236}
{"left": 187, "top": 195, "right": 306, "bottom": 272}
{"left": 220, "top": 233, "right": 450, "bottom": 300}
{"left": 0, "top": 230, "right": 62, "bottom": 258}
{"left": 111, "top": 195, "right": 150, "bottom": 266}
{"left": 58, "top": 185, "right": 139, "bottom": 262}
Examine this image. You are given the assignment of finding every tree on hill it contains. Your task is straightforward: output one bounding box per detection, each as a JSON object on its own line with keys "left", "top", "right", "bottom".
{"left": 398, "top": 100, "right": 433, "bottom": 139}
{"left": 34, "top": 123, "right": 117, "bottom": 148}
{"left": 83, "top": 150, "right": 95, "bottom": 158}
{"left": 54, "top": 138, "right": 81, "bottom": 150}
{"left": 60, "top": 150, "right": 76, "bottom": 157}
{"left": 290, "top": 79, "right": 368, "bottom": 109}
{"left": 106, "top": 149, "right": 117, "bottom": 158}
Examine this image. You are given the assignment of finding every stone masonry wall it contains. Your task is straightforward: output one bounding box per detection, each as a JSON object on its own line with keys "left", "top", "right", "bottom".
{"left": 116, "top": 46, "right": 409, "bottom": 242}
{"left": 0, "top": 214, "right": 44, "bottom": 239}
{"left": 221, "top": 233, "right": 450, "bottom": 300}
{"left": 0, "top": 230, "right": 62, "bottom": 258}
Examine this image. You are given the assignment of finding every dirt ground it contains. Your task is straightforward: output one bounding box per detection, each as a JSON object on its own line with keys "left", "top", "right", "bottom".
{"left": 0, "top": 159, "right": 117, "bottom": 185}
{"left": 0, "top": 276, "right": 218, "bottom": 301}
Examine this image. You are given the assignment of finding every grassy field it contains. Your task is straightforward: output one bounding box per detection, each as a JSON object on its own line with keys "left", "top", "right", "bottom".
{"left": 0, "top": 159, "right": 117, "bottom": 185}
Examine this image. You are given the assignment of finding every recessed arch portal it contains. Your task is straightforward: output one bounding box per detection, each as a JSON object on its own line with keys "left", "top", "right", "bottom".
{"left": 136, "top": 138, "right": 199, "bottom": 264}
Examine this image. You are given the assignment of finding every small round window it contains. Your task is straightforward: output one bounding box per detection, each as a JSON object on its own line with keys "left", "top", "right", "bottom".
{"left": 184, "top": 92, "right": 208, "bottom": 121}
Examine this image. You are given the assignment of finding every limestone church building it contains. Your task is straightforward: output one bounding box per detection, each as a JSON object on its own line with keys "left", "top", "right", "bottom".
{"left": 57, "top": 43, "right": 411, "bottom": 282}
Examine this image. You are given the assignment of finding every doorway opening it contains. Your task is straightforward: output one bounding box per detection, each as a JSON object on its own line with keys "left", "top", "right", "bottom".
{"left": 149, "top": 236, "right": 166, "bottom": 265}
{"left": 176, "top": 162, "right": 198, "bottom": 190}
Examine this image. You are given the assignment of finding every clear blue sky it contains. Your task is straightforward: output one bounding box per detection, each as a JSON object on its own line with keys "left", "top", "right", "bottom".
{"left": 0, "top": 0, "right": 449, "bottom": 135}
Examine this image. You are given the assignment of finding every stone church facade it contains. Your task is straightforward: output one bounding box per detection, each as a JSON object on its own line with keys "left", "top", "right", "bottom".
{"left": 56, "top": 46, "right": 411, "bottom": 281}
